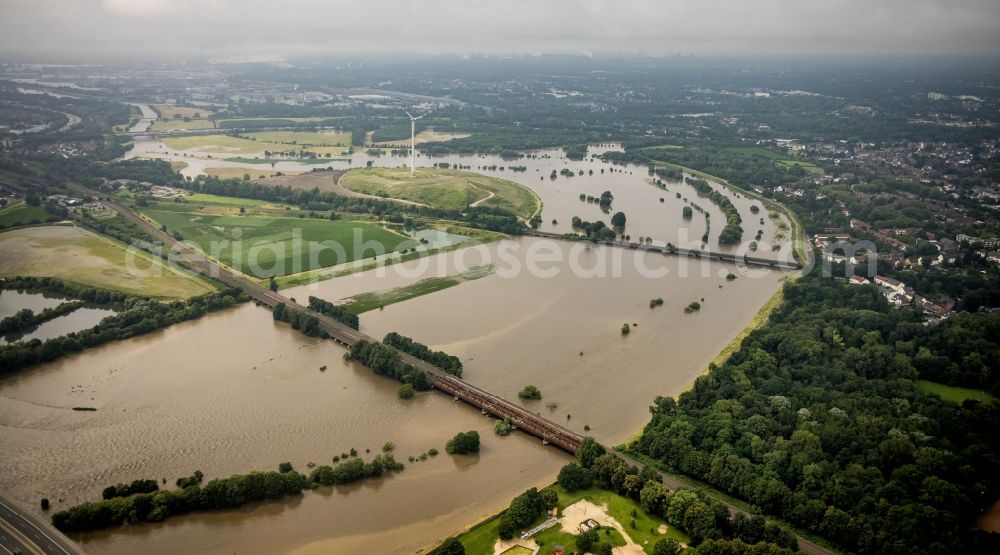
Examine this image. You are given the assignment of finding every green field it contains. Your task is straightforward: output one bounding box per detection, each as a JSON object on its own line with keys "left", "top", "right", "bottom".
{"left": 0, "top": 203, "right": 52, "bottom": 227}
{"left": 150, "top": 119, "right": 215, "bottom": 131}
{"left": 162, "top": 133, "right": 349, "bottom": 156}
{"left": 457, "top": 485, "right": 689, "bottom": 555}
{"left": 224, "top": 157, "right": 341, "bottom": 165}
{"left": 242, "top": 130, "right": 351, "bottom": 146}
{"left": 183, "top": 193, "right": 273, "bottom": 207}
{"left": 0, "top": 225, "right": 214, "bottom": 298}
{"left": 722, "top": 146, "right": 824, "bottom": 174}
{"left": 338, "top": 265, "right": 492, "bottom": 314}
{"left": 218, "top": 117, "right": 343, "bottom": 128}
{"left": 142, "top": 207, "right": 410, "bottom": 278}
{"left": 915, "top": 380, "right": 996, "bottom": 404}
{"left": 340, "top": 167, "right": 540, "bottom": 219}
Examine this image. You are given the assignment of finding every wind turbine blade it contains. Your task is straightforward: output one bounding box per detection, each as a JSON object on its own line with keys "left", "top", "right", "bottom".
{"left": 404, "top": 110, "right": 414, "bottom": 119}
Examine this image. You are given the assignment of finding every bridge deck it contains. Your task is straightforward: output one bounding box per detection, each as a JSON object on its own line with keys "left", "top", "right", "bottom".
{"left": 523, "top": 230, "right": 801, "bottom": 270}
{"left": 88, "top": 191, "right": 829, "bottom": 555}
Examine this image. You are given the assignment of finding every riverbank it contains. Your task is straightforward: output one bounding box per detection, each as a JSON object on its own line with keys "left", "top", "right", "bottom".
{"left": 647, "top": 159, "right": 808, "bottom": 264}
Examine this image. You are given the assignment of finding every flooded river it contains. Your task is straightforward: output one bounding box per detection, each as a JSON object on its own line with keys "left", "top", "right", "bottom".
{"left": 0, "top": 290, "right": 117, "bottom": 345}
{"left": 0, "top": 127, "right": 789, "bottom": 554}
{"left": 125, "top": 133, "right": 794, "bottom": 264}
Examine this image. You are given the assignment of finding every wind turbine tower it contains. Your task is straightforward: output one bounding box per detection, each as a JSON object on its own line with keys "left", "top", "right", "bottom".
{"left": 404, "top": 110, "right": 425, "bottom": 177}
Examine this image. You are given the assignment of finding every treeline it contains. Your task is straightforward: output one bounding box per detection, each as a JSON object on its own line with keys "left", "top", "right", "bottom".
{"left": 383, "top": 331, "right": 462, "bottom": 377}
{"left": 686, "top": 177, "right": 744, "bottom": 245}
{"left": 52, "top": 467, "right": 307, "bottom": 532}
{"left": 307, "top": 296, "right": 359, "bottom": 330}
{"left": 52, "top": 451, "right": 406, "bottom": 533}
{"left": 1, "top": 276, "right": 133, "bottom": 305}
{"left": 0, "top": 301, "right": 83, "bottom": 336}
{"left": 563, "top": 143, "right": 589, "bottom": 160}
{"left": 89, "top": 159, "right": 527, "bottom": 235}
{"left": 272, "top": 302, "right": 322, "bottom": 336}
{"left": 0, "top": 287, "right": 247, "bottom": 376}
{"left": 347, "top": 340, "right": 431, "bottom": 391}
{"left": 307, "top": 452, "right": 403, "bottom": 486}
{"left": 564, "top": 440, "right": 799, "bottom": 551}
{"left": 570, "top": 216, "right": 617, "bottom": 240}
{"left": 496, "top": 486, "right": 558, "bottom": 540}
{"left": 632, "top": 275, "right": 1000, "bottom": 554}
{"left": 653, "top": 166, "right": 684, "bottom": 181}
{"left": 102, "top": 479, "right": 158, "bottom": 500}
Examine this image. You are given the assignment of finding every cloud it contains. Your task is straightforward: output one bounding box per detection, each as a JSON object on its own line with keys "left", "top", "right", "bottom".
{"left": 0, "top": 0, "right": 997, "bottom": 60}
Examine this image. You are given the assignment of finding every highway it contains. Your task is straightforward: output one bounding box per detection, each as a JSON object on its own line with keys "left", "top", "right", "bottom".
{"left": 0, "top": 492, "right": 84, "bottom": 555}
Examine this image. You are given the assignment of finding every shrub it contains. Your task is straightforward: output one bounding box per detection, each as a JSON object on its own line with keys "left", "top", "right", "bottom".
{"left": 518, "top": 385, "right": 542, "bottom": 400}
{"left": 445, "top": 431, "right": 480, "bottom": 454}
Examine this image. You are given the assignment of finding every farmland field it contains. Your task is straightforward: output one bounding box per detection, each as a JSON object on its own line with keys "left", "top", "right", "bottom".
{"left": 153, "top": 104, "right": 215, "bottom": 119}
{"left": 257, "top": 170, "right": 346, "bottom": 193}
{"left": 150, "top": 118, "right": 215, "bottom": 131}
{"left": 162, "top": 132, "right": 350, "bottom": 155}
{"left": 204, "top": 167, "right": 302, "bottom": 180}
{"left": 339, "top": 167, "right": 540, "bottom": 219}
{"left": 141, "top": 207, "right": 411, "bottom": 278}
{"left": 0, "top": 203, "right": 53, "bottom": 227}
{"left": 722, "top": 146, "right": 824, "bottom": 174}
{"left": 0, "top": 225, "right": 214, "bottom": 298}
{"left": 370, "top": 128, "right": 470, "bottom": 146}
{"left": 243, "top": 130, "right": 351, "bottom": 146}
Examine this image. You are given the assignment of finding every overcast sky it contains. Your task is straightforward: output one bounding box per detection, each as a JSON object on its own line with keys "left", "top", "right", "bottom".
{"left": 1, "top": 0, "right": 998, "bottom": 60}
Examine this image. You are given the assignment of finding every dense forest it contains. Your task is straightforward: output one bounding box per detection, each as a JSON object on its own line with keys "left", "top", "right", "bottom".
{"left": 632, "top": 275, "right": 1000, "bottom": 554}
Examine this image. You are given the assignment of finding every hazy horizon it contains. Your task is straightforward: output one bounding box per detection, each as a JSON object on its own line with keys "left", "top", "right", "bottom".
{"left": 0, "top": 0, "right": 998, "bottom": 62}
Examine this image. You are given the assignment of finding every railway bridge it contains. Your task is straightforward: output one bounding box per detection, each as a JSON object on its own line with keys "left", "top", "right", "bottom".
{"left": 523, "top": 230, "right": 801, "bottom": 271}
{"left": 88, "top": 192, "right": 829, "bottom": 555}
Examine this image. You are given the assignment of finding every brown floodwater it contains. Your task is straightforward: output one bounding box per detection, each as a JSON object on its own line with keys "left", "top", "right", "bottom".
{"left": 0, "top": 303, "right": 568, "bottom": 555}
{"left": 125, "top": 138, "right": 794, "bottom": 263}
{"left": 0, "top": 136, "right": 796, "bottom": 554}
{"left": 0, "top": 290, "right": 67, "bottom": 318}
{"left": 0, "top": 238, "right": 786, "bottom": 555}
{"left": 290, "top": 238, "right": 788, "bottom": 445}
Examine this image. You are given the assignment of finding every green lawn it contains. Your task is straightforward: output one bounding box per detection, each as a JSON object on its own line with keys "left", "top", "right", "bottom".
{"left": 457, "top": 484, "right": 689, "bottom": 555}
{"left": 723, "top": 146, "right": 824, "bottom": 174}
{"left": 150, "top": 119, "right": 215, "bottom": 131}
{"left": 142, "top": 208, "right": 411, "bottom": 278}
{"left": 0, "top": 203, "right": 52, "bottom": 227}
{"left": 340, "top": 167, "right": 540, "bottom": 219}
{"left": 722, "top": 146, "right": 789, "bottom": 160}
{"left": 338, "top": 265, "right": 492, "bottom": 314}
{"left": 915, "top": 380, "right": 996, "bottom": 404}
{"left": 183, "top": 193, "right": 271, "bottom": 207}
{"left": 224, "top": 157, "right": 341, "bottom": 165}
{"left": 242, "top": 130, "right": 351, "bottom": 146}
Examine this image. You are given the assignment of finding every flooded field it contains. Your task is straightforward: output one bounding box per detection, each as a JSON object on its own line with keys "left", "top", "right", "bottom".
{"left": 0, "top": 236, "right": 787, "bottom": 554}
{"left": 0, "top": 122, "right": 792, "bottom": 554}
{"left": 0, "top": 303, "right": 568, "bottom": 555}
{"left": 124, "top": 136, "right": 794, "bottom": 264}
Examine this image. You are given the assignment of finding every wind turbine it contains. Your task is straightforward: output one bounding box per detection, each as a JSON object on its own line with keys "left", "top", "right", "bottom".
{"left": 404, "top": 110, "right": 425, "bottom": 177}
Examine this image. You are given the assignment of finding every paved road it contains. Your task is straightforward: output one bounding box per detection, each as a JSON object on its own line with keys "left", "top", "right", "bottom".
{"left": 0, "top": 492, "right": 84, "bottom": 555}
